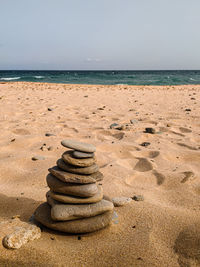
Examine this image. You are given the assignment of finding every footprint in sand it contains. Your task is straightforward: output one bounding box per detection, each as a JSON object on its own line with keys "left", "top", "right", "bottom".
{"left": 179, "top": 127, "right": 192, "bottom": 133}
{"left": 134, "top": 158, "right": 153, "bottom": 172}
{"left": 136, "top": 150, "right": 160, "bottom": 159}
{"left": 174, "top": 224, "right": 200, "bottom": 267}
{"left": 12, "top": 128, "right": 31, "bottom": 135}
{"left": 97, "top": 130, "right": 125, "bottom": 141}
{"left": 181, "top": 171, "right": 195, "bottom": 183}
{"left": 170, "top": 131, "right": 185, "bottom": 137}
{"left": 112, "top": 132, "right": 125, "bottom": 140}
{"left": 148, "top": 151, "right": 160, "bottom": 159}
{"left": 152, "top": 170, "right": 165, "bottom": 185}
{"left": 177, "top": 143, "right": 198, "bottom": 151}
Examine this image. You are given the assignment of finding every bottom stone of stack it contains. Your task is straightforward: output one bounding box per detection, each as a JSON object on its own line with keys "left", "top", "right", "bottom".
{"left": 34, "top": 202, "right": 113, "bottom": 234}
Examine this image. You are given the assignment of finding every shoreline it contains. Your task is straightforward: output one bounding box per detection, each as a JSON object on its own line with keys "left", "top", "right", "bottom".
{"left": 1, "top": 81, "right": 200, "bottom": 89}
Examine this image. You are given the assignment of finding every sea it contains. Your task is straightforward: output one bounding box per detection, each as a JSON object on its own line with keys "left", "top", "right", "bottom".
{"left": 0, "top": 70, "right": 200, "bottom": 85}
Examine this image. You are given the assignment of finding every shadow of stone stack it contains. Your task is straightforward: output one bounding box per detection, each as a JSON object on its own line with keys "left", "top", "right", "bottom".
{"left": 34, "top": 139, "right": 114, "bottom": 234}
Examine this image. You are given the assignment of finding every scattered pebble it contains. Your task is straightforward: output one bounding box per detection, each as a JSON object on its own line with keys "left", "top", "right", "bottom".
{"left": 47, "top": 146, "right": 54, "bottom": 151}
{"left": 140, "top": 142, "right": 150, "bottom": 147}
{"left": 47, "top": 108, "right": 53, "bottom": 111}
{"left": 185, "top": 108, "right": 191, "bottom": 112}
{"left": 112, "top": 197, "right": 132, "bottom": 207}
{"left": 132, "top": 195, "right": 144, "bottom": 201}
{"left": 3, "top": 224, "right": 41, "bottom": 249}
{"left": 32, "top": 156, "right": 45, "bottom": 161}
{"left": 45, "top": 133, "right": 56, "bottom": 137}
{"left": 145, "top": 128, "right": 156, "bottom": 134}
{"left": 110, "top": 123, "right": 119, "bottom": 129}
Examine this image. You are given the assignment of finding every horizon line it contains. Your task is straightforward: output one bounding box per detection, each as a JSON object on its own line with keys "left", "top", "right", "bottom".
{"left": 0, "top": 69, "right": 200, "bottom": 72}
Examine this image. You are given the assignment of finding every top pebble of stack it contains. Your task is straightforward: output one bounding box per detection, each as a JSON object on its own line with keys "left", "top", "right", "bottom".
{"left": 61, "top": 140, "right": 96, "bottom": 153}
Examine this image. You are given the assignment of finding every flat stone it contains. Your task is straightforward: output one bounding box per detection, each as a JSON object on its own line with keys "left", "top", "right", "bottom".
{"left": 57, "top": 159, "right": 99, "bottom": 175}
{"left": 46, "top": 174, "right": 98, "bottom": 197}
{"left": 34, "top": 202, "right": 113, "bottom": 234}
{"left": 112, "top": 197, "right": 132, "bottom": 207}
{"left": 49, "top": 166, "right": 103, "bottom": 184}
{"left": 47, "top": 197, "right": 114, "bottom": 221}
{"left": 61, "top": 139, "right": 96, "bottom": 153}
{"left": 48, "top": 186, "right": 103, "bottom": 204}
{"left": 73, "top": 151, "right": 94, "bottom": 159}
{"left": 62, "top": 150, "right": 96, "bottom": 167}
{"left": 3, "top": 224, "right": 41, "bottom": 249}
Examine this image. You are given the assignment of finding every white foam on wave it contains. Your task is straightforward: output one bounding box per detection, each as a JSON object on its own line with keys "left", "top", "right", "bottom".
{"left": 189, "top": 78, "right": 196, "bottom": 81}
{"left": 0, "top": 77, "right": 21, "bottom": 81}
{"left": 34, "top": 76, "right": 44, "bottom": 79}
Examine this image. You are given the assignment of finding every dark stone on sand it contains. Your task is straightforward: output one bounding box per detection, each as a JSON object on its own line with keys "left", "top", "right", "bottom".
{"left": 185, "top": 108, "right": 191, "bottom": 112}
{"left": 145, "top": 128, "right": 156, "bottom": 134}
{"left": 34, "top": 202, "right": 113, "bottom": 233}
{"left": 45, "top": 133, "right": 56, "bottom": 137}
{"left": 140, "top": 142, "right": 151, "bottom": 147}
{"left": 132, "top": 195, "right": 144, "bottom": 201}
{"left": 32, "top": 155, "right": 45, "bottom": 161}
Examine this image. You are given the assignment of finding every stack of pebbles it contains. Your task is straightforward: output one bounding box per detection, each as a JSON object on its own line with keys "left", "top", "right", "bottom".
{"left": 34, "top": 140, "right": 114, "bottom": 234}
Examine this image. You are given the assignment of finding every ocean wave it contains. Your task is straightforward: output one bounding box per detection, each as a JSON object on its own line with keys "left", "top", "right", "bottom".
{"left": 0, "top": 77, "right": 21, "bottom": 81}
{"left": 34, "top": 76, "right": 44, "bottom": 79}
{"left": 189, "top": 78, "right": 196, "bottom": 81}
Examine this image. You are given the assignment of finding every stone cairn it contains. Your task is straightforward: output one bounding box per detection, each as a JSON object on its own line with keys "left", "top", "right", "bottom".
{"left": 34, "top": 140, "right": 114, "bottom": 234}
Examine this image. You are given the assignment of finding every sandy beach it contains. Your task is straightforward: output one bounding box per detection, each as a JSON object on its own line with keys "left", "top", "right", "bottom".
{"left": 0, "top": 82, "right": 200, "bottom": 266}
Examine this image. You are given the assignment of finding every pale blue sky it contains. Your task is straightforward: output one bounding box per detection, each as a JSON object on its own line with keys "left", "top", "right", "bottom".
{"left": 0, "top": 0, "right": 200, "bottom": 70}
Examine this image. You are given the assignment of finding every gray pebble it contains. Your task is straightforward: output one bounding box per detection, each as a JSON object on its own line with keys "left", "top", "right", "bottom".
{"left": 132, "top": 195, "right": 144, "bottom": 201}
{"left": 112, "top": 197, "right": 132, "bottom": 207}
{"left": 110, "top": 123, "right": 119, "bottom": 129}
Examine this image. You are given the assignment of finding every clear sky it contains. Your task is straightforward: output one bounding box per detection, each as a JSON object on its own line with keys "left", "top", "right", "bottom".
{"left": 0, "top": 0, "right": 200, "bottom": 70}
